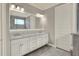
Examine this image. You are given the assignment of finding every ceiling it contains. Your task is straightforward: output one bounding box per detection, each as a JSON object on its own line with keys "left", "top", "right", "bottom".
{"left": 29, "top": 3, "right": 59, "bottom": 10}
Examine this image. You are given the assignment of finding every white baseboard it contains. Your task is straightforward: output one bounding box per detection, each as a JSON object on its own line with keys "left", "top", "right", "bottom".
{"left": 47, "top": 43, "right": 72, "bottom": 52}
{"left": 47, "top": 43, "right": 56, "bottom": 48}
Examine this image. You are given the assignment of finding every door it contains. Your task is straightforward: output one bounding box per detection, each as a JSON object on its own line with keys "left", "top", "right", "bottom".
{"left": 0, "top": 4, "right": 2, "bottom": 56}
{"left": 55, "top": 4, "right": 73, "bottom": 51}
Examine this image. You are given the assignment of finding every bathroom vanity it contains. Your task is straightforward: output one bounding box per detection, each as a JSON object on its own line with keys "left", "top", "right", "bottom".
{"left": 9, "top": 4, "right": 48, "bottom": 56}
{"left": 10, "top": 29, "right": 48, "bottom": 56}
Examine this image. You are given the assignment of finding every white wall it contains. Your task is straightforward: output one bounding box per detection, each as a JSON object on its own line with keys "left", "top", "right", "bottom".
{"left": 44, "top": 7, "right": 55, "bottom": 44}
{"left": 55, "top": 4, "right": 77, "bottom": 51}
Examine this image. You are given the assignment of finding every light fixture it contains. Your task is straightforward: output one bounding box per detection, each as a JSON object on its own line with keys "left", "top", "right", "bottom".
{"left": 16, "top": 6, "right": 20, "bottom": 10}
{"left": 36, "top": 13, "right": 41, "bottom": 17}
{"left": 10, "top": 4, "right": 15, "bottom": 9}
{"left": 10, "top": 4, "right": 25, "bottom": 12}
{"left": 36, "top": 13, "right": 44, "bottom": 17}
{"left": 40, "top": 14, "right": 44, "bottom": 17}
{"left": 21, "top": 8, "right": 24, "bottom": 12}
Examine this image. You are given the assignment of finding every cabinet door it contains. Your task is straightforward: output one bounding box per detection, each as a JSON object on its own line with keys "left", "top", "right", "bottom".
{"left": 20, "top": 38, "right": 30, "bottom": 55}
{"left": 29, "top": 36, "right": 37, "bottom": 51}
{"left": 37, "top": 35, "right": 44, "bottom": 47}
{"left": 11, "top": 40, "right": 20, "bottom": 56}
{"left": 42, "top": 34, "right": 48, "bottom": 45}
{"left": 37, "top": 34, "right": 48, "bottom": 47}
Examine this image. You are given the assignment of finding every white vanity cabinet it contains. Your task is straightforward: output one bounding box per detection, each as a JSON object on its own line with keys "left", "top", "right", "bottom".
{"left": 11, "top": 33, "right": 48, "bottom": 56}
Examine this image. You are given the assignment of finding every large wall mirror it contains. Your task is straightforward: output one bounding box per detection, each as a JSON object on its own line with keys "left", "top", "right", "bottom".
{"left": 9, "top": 4, "right": 46, "bottom": 30}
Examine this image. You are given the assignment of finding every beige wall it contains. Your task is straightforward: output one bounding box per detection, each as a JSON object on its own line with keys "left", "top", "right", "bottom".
{"left": 43, "top": 7, "right": 55, "bottom": 44}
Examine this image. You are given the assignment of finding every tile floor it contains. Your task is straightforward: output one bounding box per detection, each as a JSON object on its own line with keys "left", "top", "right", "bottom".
{"left": 25, "top": 45, "right": 71, "bottom": 56}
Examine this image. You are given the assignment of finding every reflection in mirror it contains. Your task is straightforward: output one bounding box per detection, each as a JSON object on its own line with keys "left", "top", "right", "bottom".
{"left": 10, "top": 15, "right": 30, "bottom": 29}
{"left": 9, "top": 4, "right": 47, "bottom": 30}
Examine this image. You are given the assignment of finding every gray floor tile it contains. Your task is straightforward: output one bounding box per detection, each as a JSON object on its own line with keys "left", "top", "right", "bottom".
{"left": 25, "top": 45, "right": 71, "bottom": 56}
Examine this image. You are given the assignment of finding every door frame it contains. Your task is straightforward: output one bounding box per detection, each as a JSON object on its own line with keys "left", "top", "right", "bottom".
{"left": 1, "top": 3, "right": 10, "bottom": 56}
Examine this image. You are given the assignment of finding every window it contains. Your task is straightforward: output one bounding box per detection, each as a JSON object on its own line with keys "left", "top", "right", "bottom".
{"left": 15, "top": 19, "right": 24, "bottom": 25}
{"left": 10, "top": 16, "right": 30, "bottom": 29}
